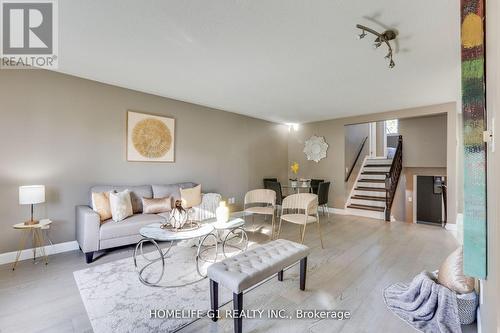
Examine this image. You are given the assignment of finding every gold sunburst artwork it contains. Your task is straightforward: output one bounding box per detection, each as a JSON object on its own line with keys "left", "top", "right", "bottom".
{"left": 127, "top": 111, "right": 175, "bottom": 162}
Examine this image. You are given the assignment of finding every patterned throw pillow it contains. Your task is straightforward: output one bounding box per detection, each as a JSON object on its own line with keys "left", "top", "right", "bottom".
{"left": 91, "top": 192, "right": 112, "bottom": 223}
{"left": 438, "top": 246, "right": 475, "bottom": 294}
{"left": 109, "top": 190, "right": 133, "bottom": 222}
{"left": 180, "top": 185, "right": 202, "bottom": 208}
{"left": 142, "top": 197, "right": 172, "bottom": 214}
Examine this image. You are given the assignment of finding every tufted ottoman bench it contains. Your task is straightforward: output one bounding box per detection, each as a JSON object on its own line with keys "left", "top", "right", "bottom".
{"left": 207, "top": 239, "right": 310, "bottom": 333}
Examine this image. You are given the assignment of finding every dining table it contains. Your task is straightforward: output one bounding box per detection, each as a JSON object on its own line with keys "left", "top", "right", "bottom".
{"left": 282, "top": 181, "right": 312, "bottom": 194}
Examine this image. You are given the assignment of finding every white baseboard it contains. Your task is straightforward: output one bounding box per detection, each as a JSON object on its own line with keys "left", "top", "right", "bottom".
{"left": 444, "top": 223, "right": 457, "bottom": 231}
{"left": 325, "top": 207, "right": 347, "bottom": 215}
{"left": 0, "top": 240, "right": 79, "bottom": 266}
{"left": 444, "top": 223, "right": 458, "bottom": 240}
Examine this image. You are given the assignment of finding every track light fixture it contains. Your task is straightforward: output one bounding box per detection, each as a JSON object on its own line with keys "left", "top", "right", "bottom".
{"left": 356, "top": 24, "right": 397, "bottom": 68}
{"left": 357, "top": 30, "right": 367, "bottom": 39}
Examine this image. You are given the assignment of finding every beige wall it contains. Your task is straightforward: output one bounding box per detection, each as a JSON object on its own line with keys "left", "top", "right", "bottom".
{"left": 399, "top": 114, "right": 447, "bottom": 167}
{"left": 391, "top": 167, "right": 447, "bottom": 223}
{"left": 376, "top": 121, "right": 385, "bottom": 157}
{"left": 344, "top": 123, "right": 370, "bottom": 197}
{"left": 344, "top": 123, "right": 370, "bottom": 175}
{"left": 287, "top": 102, "right": 459, "bottom": 225}
{"left": 0, "top": 70, "right": 289, "bottom": 253}
{"left": 388, "top": 114, "right": 448, "bottom": 222}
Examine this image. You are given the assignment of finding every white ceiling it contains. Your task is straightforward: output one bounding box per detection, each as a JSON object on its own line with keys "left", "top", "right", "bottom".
{"left": 56, "top": 0, "right": 460, "bottom": 123}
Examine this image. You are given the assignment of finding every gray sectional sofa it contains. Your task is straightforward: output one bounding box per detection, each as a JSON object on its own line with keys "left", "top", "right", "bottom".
{"left": 76, "top": 182, "right": 197, "bottom": 263}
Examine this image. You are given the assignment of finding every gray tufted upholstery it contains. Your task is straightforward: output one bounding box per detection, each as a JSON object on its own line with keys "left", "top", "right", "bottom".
{"left": 207, "top": 239, "right": 310, "bottom": 293}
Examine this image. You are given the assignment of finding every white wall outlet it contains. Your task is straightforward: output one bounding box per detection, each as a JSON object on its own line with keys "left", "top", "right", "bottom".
{"left": 408, "top": 196, "right": 412, "bottom": 202}
{"left": 228, "top": 197, "right": 235, "bottom": 204}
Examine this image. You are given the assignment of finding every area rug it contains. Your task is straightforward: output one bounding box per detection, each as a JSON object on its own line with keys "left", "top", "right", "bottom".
{"left": 73, "top": 245, "right": 235, "bottom": 333}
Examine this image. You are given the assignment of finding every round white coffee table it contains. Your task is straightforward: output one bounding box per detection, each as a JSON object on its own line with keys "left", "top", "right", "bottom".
{"left": 211, "top": 217, "right": 248, "bottom": 257}
{"left": 134, "top": 223, "right": 217, "bottom": 287}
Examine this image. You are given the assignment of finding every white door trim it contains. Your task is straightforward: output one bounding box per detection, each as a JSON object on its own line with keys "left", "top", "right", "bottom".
{"left": 383, "top": 121, "right": 388, "bottom": 158}
{"left": 369, "top": 122, "right": 377, "bottom": 157}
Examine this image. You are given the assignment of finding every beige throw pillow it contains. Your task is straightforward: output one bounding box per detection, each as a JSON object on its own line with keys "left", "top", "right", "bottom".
{"left": 109, "top": 190, "right": 133, "bottom": 222}
{"left": 437, "top": 246, "right": 475, "bottom": 294}
{"left": 180, "top": 185, "right": 202, "bottom": 208}
{"left": 91, "top": 192, "right": 112, "bottom": 223}
{"left": 142, "top": 197, "right": 172, "bottom": 214}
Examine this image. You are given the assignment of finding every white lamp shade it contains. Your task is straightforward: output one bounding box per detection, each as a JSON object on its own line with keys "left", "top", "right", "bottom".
{"left": 19, "top": 185, "right": 45, "bottom": 205}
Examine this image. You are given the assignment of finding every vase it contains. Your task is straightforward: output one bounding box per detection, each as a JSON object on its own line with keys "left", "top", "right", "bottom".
{"left": 216, "top": 201, "right": 229, "bottom": 223}
{"left": 170, "top": 208, "right": 188, "bottom": 229}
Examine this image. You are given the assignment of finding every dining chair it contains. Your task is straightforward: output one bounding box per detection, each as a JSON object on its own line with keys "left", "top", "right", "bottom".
{"left": 317, "top": 181, "right": 331, "bottom": 218}
{"left": 277, "top": 193, "right": 324, "bottom": 248}
{"left": 263, "top": 178, "right": 278, "bottom": 189}
{"left": 266, "top": 181, "right": 285, "bottom": 203}
{"left": 310, "top": 179, "right": 324, "bottom": 194}
{"left": 243, "top": 189, "right": 276, "bottom": 239}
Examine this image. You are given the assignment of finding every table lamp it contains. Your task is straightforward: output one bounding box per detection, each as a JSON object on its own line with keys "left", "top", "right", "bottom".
{"left": 19, "top": 185, "right": 45, "bottom": 225}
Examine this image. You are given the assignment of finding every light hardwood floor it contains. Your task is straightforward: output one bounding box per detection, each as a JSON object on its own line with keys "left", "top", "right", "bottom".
{"left": 0, "top": 214, "right": 476, "bottom": 333}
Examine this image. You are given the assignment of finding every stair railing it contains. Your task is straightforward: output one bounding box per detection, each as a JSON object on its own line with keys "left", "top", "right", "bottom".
{"left": 385, "top": 135, "right": 403, "bottom": 221}
{"left": 345, "top": 136, "right": 369, "bottom": 182}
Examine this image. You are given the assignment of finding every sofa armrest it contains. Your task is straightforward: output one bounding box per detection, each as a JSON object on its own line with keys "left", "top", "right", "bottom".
{"left": 76, "top": 205, "right": 100, "bottom": 253}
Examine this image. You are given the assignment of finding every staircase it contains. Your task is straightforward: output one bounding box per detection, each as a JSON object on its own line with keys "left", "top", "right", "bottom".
{"left": 346, "top": 157, "right": 393, "bottom": 220}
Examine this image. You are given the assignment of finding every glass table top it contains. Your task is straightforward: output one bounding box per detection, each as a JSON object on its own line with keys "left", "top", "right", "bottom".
{"left": 140, "top": 223, "right": 215, "bottom": 241}
{"left": 140, "top": 211, "right": 252, "bottom": 241}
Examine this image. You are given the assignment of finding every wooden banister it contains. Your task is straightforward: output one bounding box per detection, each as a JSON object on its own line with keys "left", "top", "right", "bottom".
{"left": 385, "top": 135, "right": 403, "bottom": 221}
{"left": 345, "top": 136, "right": 368, "bottom": 182}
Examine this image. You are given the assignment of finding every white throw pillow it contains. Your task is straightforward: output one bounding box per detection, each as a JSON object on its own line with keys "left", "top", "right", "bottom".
{"left": 109, "top": 190, "right": 133, "bottom": 222}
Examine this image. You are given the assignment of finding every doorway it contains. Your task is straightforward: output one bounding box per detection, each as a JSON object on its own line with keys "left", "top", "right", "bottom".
{"left": 415, "top": 176, "right": 446, "bottom": 226}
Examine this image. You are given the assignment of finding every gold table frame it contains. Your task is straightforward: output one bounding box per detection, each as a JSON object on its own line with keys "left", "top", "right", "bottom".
{"left": 12, "top": 219, "right": 52, "bottom": 270}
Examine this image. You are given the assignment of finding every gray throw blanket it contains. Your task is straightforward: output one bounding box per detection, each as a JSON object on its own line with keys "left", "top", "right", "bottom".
{"left": 384, "top": 271, "right": 461, "bottom": 333}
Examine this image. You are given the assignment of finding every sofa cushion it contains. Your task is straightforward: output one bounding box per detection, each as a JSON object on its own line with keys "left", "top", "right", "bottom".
{"left": 142, "top": 197, "right": 172, "bottom": 214}
{"left": 180, "top": 184, "right": 202, "bottom": 208}
{"left": 109, "top": 190, "right": 133, "bottom": 222}
{"left": 91, "top": 191, "right": 112, "bottom": 222}
{"left": 99, "top": 214, "right": 166, "bottom": 240}
{"left": 438, "top": 246, "right": 475, "bottom": 294}
{"left": 90, "top": 185, "right": 152, "bottom": 214}
{"left": 152, "top": 182, "right": 197, "bottom": 200}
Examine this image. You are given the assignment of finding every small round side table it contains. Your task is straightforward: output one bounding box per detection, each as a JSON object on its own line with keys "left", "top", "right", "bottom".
{"left": 12, "top": 219, "right": 52, "bottom": 270}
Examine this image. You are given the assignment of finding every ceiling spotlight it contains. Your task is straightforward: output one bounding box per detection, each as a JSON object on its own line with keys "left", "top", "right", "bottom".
{"left": 357, "top": 31, "right": 367, "bottom": 39}
{"left": 356, "top": 24, "right": 397, "bottom": 69}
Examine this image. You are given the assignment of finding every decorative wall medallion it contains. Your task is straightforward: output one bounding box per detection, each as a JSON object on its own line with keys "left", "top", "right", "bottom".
{"left": 303, "top": 135, "right": 328, "bottom": 163}
{"left": 127, "top": 111, "right": 175, "bottom": 162}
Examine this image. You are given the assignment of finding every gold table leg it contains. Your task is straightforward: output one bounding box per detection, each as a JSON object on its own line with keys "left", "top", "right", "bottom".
{"left": 33, "top": 228, "right": 49, "bottom": 265}
{"left": 12, "top": 230, "right": 30, "bottom": 271}
{"left": 12, "top": 227, "right": 49, "bottom": 271}
{"left": 32, "top": 229, "right": 36, "bottom": 261}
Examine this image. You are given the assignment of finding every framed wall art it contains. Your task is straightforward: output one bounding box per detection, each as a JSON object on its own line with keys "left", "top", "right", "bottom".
{"left": 127, "top": 111, "right": 175, "bottom": 162}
